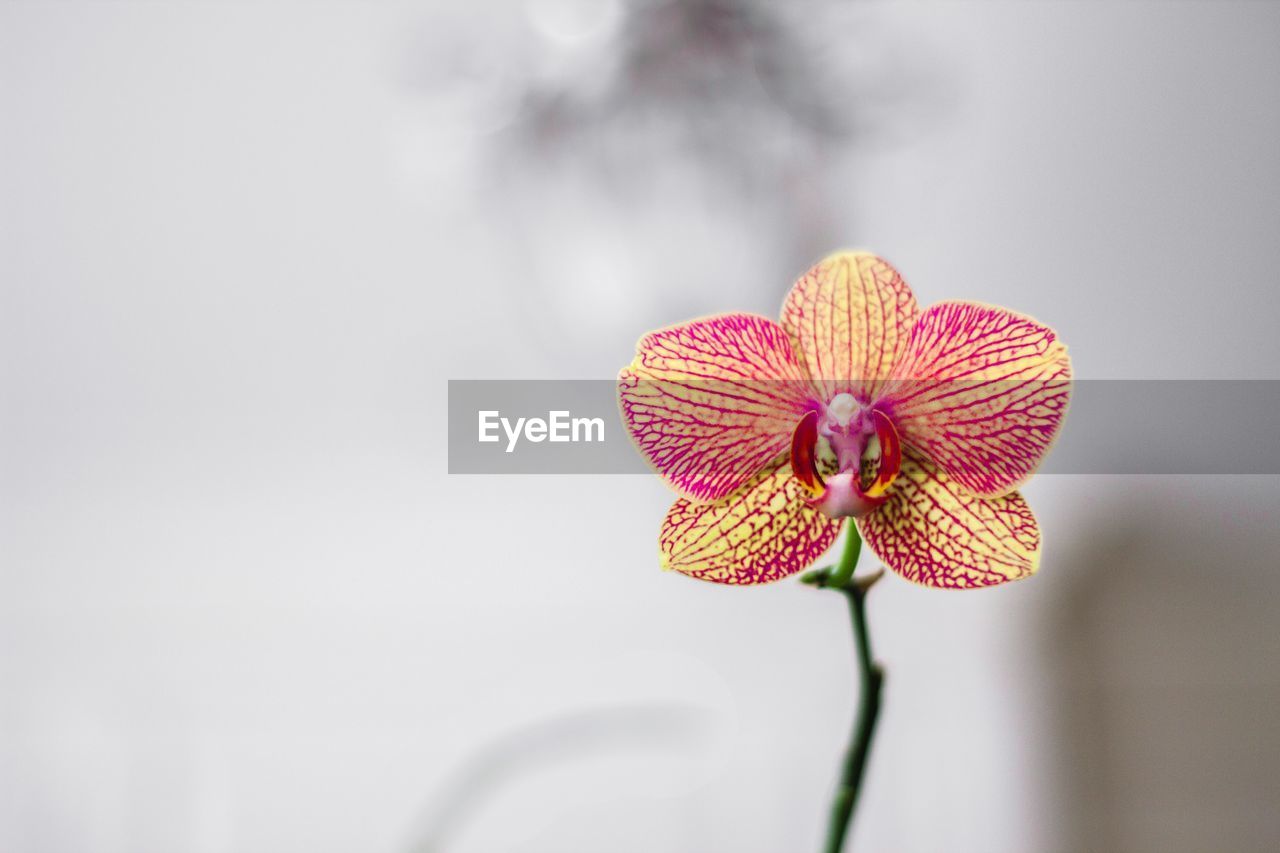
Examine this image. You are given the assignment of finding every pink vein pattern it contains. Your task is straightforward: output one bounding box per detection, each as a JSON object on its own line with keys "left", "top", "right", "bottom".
{"left": 660, "top": 463, "right": 845, "bottom": 584}
{"left": 619, "top": 313, "right": 815, "bottom": 503}
{"left": 857, "top": 451, "right": 1041, "bottom": 588}
{"left": 781, "top": 251, "right": 920, "bottom": 403}
{"left": 882, "top": 301, "right": 1072, "bottom": 499}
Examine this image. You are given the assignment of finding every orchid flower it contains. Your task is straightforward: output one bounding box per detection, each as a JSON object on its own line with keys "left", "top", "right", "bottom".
{"left": 618, "top": 251, "right": 1072, "bottom": 588}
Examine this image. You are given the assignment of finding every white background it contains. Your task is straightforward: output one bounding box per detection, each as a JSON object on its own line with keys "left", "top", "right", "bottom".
{"left": 4, "top": 2, "right": 1279, "bottom": 851}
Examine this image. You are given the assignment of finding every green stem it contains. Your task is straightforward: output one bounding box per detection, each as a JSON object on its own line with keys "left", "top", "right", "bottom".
{"left": 825, "top": 523, "right": 862, "bottom": 588}
{"left": 805, "top": 526, "right": 885, "bottom": 853}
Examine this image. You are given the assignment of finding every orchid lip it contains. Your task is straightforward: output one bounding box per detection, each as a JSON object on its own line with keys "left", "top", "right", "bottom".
{"left": 807, "top": 471, "right": 887, "bottom": 519}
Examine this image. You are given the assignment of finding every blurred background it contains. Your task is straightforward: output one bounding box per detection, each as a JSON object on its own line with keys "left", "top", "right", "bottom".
{"left": 3, "top": 1, "right": 1279, "bottom": 851}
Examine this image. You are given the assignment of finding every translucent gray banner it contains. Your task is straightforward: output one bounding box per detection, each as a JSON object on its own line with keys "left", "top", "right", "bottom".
{"left": 447, "top": 380, "right": 1280, "bottom": 475}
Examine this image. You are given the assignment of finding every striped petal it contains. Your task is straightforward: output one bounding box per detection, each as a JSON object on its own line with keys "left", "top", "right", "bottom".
{"left": 883, "top": 301, "right": 1072, "bottom": 499}
{"left": 660, "top": 462, "right": 844, "bottom": 585}
{"left": 856, "top": 452, "right": 1040, "bottom": 589}
{"left": 619, "top": 313, "right": 815, "bottom": 502}
{"left": 781, "top": 251, "right": 920, "bottom": 403}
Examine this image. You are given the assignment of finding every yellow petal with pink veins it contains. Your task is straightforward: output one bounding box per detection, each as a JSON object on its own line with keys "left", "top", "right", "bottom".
{"left": 882, "top": 300, "right": 1072, "bottom": 499}
{"left": 856, "top": 451, "right": 1041, "bottom": 589}
{"left": 619, "top": 313, "right": 815, "bottom": 503}
{"left": 781, "top": 251, "right": 921, "bottom": 403}
{"left": 660, "top": 462, "right": 844, "bottom": 585}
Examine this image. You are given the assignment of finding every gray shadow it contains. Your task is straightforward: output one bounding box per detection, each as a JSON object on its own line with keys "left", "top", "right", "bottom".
{"left": 1044, "top": 483, "right": 1280, "bottom": 853}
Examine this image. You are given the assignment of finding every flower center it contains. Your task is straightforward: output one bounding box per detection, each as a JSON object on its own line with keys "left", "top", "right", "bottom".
{"left": 789, "top": 399, "right": 903, "bottom": 519}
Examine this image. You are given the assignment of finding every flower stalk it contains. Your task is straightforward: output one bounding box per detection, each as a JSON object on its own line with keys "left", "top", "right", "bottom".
{"left": 802, "top": 528, "right": 885, "bottom": 853}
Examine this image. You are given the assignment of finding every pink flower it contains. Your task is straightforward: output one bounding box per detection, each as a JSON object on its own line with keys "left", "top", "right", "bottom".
{"left": 618, "top": 252, "right": 1072, "bottom": 588}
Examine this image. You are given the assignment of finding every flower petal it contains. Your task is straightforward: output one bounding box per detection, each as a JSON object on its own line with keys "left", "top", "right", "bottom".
{"left": 660, "top": 462, "right": 844, "bottom": 585}
{"left": 856, "top": 452, "right": 1041, "bottom": 588}
{"left": 781, "top": 251, "right": 920, "bottom": 402}
{"left": 619, "top": 313, "right": 815, "bottom": 502}
{"left": 884, "top": 301, "right": 1072, "bottom": 498}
